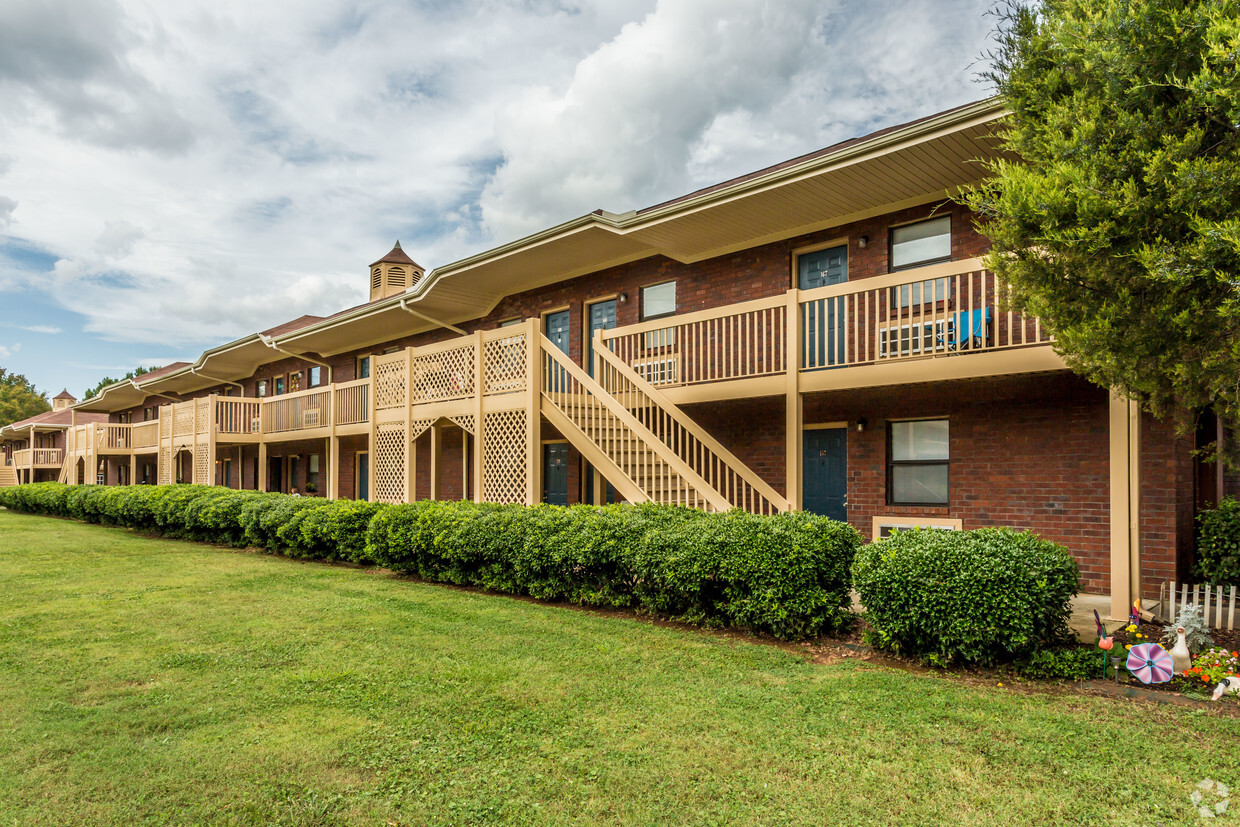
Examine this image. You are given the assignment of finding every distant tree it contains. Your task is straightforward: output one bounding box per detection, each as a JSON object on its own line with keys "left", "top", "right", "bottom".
{"left": 0, "top": 368, "right": 51, "bottom": 426}
{"left": 83, "top": 366, "right": 154, "bottom": 400}
{"left": 964, "top": 0, "right": 1240, "bottom": 460}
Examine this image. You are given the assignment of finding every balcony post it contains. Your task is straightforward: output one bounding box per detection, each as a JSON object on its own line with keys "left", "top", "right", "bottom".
{"left": 404, "top": 347, "right": 416, "bottom": 504}
{"left": 207, "top": 394, "right": 218, "bottom": 487}
{"left": 526, "top": 317, "right": 542, "bottom": 506}
{"left": 784, "top": 288, "right": 802, "bottom": 510}
{"left": 429, "top": 422, "right": 441, "bottom": 501}
{"left": 472, "top": 330, "right": 485, "bottom": 503}
{"left": 1109, "top": 392, "right": 1142, "bottom": 619}
{"left": 258, "top": 441, "right": 268, "bottom": 493}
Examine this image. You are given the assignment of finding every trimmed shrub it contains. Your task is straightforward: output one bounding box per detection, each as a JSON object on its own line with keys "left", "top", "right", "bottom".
{"left": 852, "top": 527, "right": 1079, "bottom": 665}
{"left": 1196, "top": 497, "right": 1240, "bottom": 585}
{"left": 295, "top": 499, "right": 386, "bottom": 563}
{"left": 1014, "top": 646, "right": 1101, "bottom": 681}
{"left": 369, "top": 500, "right": 862, "bottom": 640}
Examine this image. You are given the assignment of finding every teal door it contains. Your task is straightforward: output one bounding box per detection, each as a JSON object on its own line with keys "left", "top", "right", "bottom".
{"left": 800, "top": 245, "right": 848, "bottom": 369}
{"left": 357, "top": 453, "right": 370, "bottom": 501}
{"left": 545, "top": 309, "right": 571, "bottom": 392}
{"left": 543, "top": 443, "right": 569, "bottom": 505}
{"left": 803, "top": 428, "right": 847, "bottom": 521}
{"left": 587, "top": 299, "right": 617, "bottom": 377}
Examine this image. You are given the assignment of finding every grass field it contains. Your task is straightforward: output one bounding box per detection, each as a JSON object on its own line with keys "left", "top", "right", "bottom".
{"left": 1, "top": 509, "right": 1238, "bottom": 826}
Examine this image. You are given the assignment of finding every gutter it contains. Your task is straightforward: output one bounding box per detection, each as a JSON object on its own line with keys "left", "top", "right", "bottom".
{"left": 258, "top": 334, "right": 333, "bottom": 384}
{"left": 399, "top": 297, "right": 466, "bottom": 335}
{"left": 189, "top": 368, "right": 244, "bottom": 392}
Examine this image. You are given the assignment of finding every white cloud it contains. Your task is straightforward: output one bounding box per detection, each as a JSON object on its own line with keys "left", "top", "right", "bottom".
{"left": 3, "top": 323, "right": 61, "bottom": 334}
{"left": 0, "top": 343, "right": 20, "bottom": 359}
{"left": 0, "top": 0, "right": 994, "bottom": 352}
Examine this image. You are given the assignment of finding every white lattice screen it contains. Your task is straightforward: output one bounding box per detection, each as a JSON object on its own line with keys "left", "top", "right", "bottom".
{"left": 195, "top": 440, "right": 210, "bottom": 485}
{"left": 373, "top": 424, "right": 407, "bottom": 504}
{"left": 374, "top": 354, "right": 408, "bottom": 410}
{"left": 484, "top": 335, "right": 527, "bottom": 394}
{"left": 482, "top": 410, "right": 527, "bottom": 504}
{"left": 158, "top": 447, "right": 172, "bottom": 485}
{"left": 412, "top": 344, "right": 475, "bottom": 403}
{"left": 447, "top": 414, "right": 475, "bottom": 435}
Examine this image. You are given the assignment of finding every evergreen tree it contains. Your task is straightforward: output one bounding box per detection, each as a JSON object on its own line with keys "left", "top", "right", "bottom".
{"left": 965, "top": 0, "right": 1240, "bottom": 459}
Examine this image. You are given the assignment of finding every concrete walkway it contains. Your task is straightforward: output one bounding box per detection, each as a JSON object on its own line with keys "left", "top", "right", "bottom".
{"left": 1070, "top": 594, "right": 1163, "bottom": 641}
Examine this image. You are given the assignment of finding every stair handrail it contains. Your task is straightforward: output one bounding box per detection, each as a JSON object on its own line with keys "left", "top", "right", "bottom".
{"left": 595, "top": 336, "right": 790, "bottom": 514}
{"left": 539, "top": 335, "right": 733, "bottom": 511}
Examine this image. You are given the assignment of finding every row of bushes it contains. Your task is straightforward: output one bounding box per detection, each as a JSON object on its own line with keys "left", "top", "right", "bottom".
{"left": 0, "top": 483, "right": 861, "bottom": 640}
{"left": 0, "top": 483, "right": 1083, "bottom": 656}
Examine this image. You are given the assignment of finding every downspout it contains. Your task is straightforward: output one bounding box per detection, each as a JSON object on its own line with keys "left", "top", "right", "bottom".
{"left": 259, "top": 335, "right": 333, "bottom": 384}
{"left": 399, "top": 296, "right": 467, "bottom": 336}
{"left": 190, "top": 367, "right": 244, "bottom": 392}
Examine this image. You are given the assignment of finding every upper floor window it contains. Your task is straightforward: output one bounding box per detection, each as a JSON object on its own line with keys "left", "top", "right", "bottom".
{"left": 891, "top": 216, "right": 951, "bottom": 271}
{"left": 308, "top": 366, "right": 322, "bottom": 387}
{"left": 357, "top": 356, "right": 370, "bottom": 380}
{"left": 641, "top": 281, "right": 676, "bottom": 320}
{"left": 143, "top": 407, "right": 152, "bottom": 422}
{"left": 498, "top": 318, "right": 521, "bottom": 328}
{"left": 256, "top": 380, "right": 268, "bottom": 398}
{"left": 888, "top": 419, "right": 949, "bottom": 505}
{"left": 274, "top": 376, "right": 285, "bottom": 395}
{"left": 289, "top": 371, "right": 302, "bottom": 393}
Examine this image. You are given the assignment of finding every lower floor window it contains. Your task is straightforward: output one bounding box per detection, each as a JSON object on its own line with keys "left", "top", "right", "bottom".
{"left": 888, "top": 418, "right": 949, "bottom": 505}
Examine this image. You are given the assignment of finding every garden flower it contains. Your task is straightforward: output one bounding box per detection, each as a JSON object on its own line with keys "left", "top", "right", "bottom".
{"left": 1099, "top": 637, "right": 1114, "bottom": 651}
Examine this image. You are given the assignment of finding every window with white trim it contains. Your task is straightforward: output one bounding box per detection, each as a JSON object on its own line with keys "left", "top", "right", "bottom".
{"left": 891, "top": 216, "right": 951, "bottom": 270}
{"left": 888, "top": 419, "right": 949, "bottom": 505}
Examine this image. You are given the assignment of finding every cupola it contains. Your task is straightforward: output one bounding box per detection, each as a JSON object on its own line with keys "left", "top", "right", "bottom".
{"left": 369, "top": 241, "right": 424, "bottom": 301}
{"left": 52, "top": 389, "right": 77, "bottom": 411}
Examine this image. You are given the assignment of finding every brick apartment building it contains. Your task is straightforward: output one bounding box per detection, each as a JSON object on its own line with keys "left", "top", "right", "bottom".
{"left": 1, "top": 99, "right": 1227, "bottom": 616}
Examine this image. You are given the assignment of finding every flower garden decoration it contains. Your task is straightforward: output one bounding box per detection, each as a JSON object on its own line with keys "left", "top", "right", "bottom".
{"left": 1125, "top": 643, "right": 1175, "bottom": 684}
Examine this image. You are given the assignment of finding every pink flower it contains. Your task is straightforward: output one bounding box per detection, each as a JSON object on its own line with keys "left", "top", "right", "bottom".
{"left": 1099, "top": 637, "right": 1114, "bottom": 651}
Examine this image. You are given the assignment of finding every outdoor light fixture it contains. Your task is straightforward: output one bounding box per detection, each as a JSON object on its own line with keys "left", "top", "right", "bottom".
{"left": 618, "top": 292, "right": 629, "bottom": 303}
{"left": 858, "top": 235, "right": 869, "bottom": 248}
{"left": 856, "top": 418, "right": 867, "bottom": 432}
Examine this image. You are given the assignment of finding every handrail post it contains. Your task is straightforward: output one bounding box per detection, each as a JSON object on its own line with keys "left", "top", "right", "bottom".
{"left": 472, "top": 330, "right": 485, "bottom": 502}
{"left": 526, "top": 317, "right": 542, "bottom": 506}
{"left": 784, "top": 288, "right": 801, "bottom": 511}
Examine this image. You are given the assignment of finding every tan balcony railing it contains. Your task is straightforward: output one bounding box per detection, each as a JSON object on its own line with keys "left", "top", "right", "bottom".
{"left": 216, "top": 397, "right": 262, "bottom": 436}
{"left": 13, "top": 448, "right": 63, "bottom": 467}
{"left": 334, "top": 378, "right": 370, "bottom": 426}
{"left": 131, "top": 420, "right": 160, "bottom": 449}
{"left": 261, "top": 386, "right": 333, "bottom": 434}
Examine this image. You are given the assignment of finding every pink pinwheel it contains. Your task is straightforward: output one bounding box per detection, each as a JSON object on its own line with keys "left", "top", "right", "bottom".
{"left": 1126, "top": 642, "right": 1175, "bottom": 684}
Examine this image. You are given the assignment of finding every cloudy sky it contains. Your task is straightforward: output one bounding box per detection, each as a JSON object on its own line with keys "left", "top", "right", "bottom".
{"left": 0, "top": 0, "right": 995, "bottom": 399}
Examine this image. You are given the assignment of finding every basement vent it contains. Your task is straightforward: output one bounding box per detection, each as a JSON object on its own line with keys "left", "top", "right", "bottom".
{"left": 872, "top": 516, "right": 962, "bottom": 540}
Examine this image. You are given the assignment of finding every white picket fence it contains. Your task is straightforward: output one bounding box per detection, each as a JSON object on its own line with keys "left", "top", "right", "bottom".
{"left": 1161, "top": 581, "right": 1238, "bottom": 631}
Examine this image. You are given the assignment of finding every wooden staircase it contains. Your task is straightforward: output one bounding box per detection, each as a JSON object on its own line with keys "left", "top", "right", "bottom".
{"left": 539, "top": 335, "right": 788, "bottom": 514}
{"left": 0, "top": 463, "right": 16, "bottom": 487}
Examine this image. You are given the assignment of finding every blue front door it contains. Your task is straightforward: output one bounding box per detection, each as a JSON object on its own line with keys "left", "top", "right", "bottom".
{"left": 802, "top": 427, "right": 847, "bottom": 521}
{"left": 545, "top": 309, "right": 571, "bottom": 392}
{"left": 587, "top": 299, "right": 617, "bottom": 377}
{"left": 800, "top": 245, "right": 848, "bottom": 369}
{"left": 357, "top": 453, "right": 369, "bottom": 501}
{"left": 543, "top": 443, "right": 569, "bottom": 505}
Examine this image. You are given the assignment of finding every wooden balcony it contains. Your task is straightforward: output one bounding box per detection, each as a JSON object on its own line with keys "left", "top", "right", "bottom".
{"left": 598, "top": 257, "right": 1065, "bottom": 403}
{"left": 13, "top": 448, "right": 64, "bottom": 469}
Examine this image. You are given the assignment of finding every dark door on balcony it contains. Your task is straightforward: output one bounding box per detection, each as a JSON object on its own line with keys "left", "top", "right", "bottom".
{"left": 545, "top": 310, "right": 571, "bottom": 392}
{"left": 802, "top": 427, "right": 847, "bottom": 522}
{"left": 800, "top": 245, "right": 848, "bottom": 369}
{"left": 586, "top": 299, "right": 617, "bottom": 378}
{"left": 357, "top": 452, "right": 370, "bottom": 501}
{"left": 543, "top": 443, "right": 569, "bottom": 505}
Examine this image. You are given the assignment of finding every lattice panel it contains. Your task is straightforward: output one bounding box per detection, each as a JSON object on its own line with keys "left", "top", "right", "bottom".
{"left": 174, "top": 405, "right": 195, "bottom": 437}
{"left": 447, "top": 414, "right": 475, "bottom": 435}
{"left": 484, "top": 335, "right": 527, "bottom": 394}
{"left": 158, "top": 447, "right": 172, "bottom": 485}
{"left": 195, "top": 399, "right": 210, "bottom": 434}
{"left": 159, "top": 414, "right": 171, "bottom": 438}
{"left": 410, "top": 418, "right": 436, "bottom": 443}
{"left": 482, "top": 410, "right": 527, "bottom": 504}
{"left": 412, "top": 344, "right": 475, "bottom": 403}
{"left": 374, "top": 354, "right": 408, "bottom": 410}
{"left": 373, "top": 424, "right": 407, "bottom": 504}
{"left": 195, "top": 440, "right": 210, "bottom": 485}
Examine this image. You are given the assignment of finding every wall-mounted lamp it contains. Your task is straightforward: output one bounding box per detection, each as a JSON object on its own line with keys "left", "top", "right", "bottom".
{"left": 618, "top": 292, "right": 629, "bottom": 304}
{"left": 855, "top": 418, "right": 867, "bottom": 432}
{"left": 857, "top": 235, "right": 869, "bottom": 249}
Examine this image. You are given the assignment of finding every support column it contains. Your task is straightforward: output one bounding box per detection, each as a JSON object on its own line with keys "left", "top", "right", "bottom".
{"left": 472, "top": 330, "right": 485, "bottom": 503}
{"left": 258, "top": 442, "right": 268, "bottom": 492}
{"left": 429, "top": 422, "right": 441, "bottom": 501}
{"left": 328, "top": 437, "right": 339, "bottom": 500}
{"left": 784, "top": 288, "right": 802, "bottom": 510}
{"left": 1109, "top": 392, "right": 1142, "bottom": 618}
{"left": 526, "top": 317, "right": 542, "bottom": 506}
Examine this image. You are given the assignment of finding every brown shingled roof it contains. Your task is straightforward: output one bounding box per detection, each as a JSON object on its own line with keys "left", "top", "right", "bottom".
{"left": 260, "top": 315, "right": 326, "bottom": 338}
{"left": 53, "top": 389, "right": 76, "bottom": 400}
{"left": 637, "top": 100, "right": 988, "bottom": 215}
{"left": 369, "top": 240, "right": 422, "bottom": 270}
{"left": 4, "top": 408, "right": 108, "bottom": 431}
{"left": 138, "top": 362, "right": 192, "bottom": 383}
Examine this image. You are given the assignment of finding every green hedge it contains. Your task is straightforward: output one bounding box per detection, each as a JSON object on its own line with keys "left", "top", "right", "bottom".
{"left": 852, "top": 527, "right": 1079, "bottom": 666}
{"left": 367, "top": 501, "right": 862, "bottom": 639}
{"left": 0, "top": 483, "right": 863, "bottom": 639}
{"left": 1196, "top": 497, "right": 1240, "bottom": 585}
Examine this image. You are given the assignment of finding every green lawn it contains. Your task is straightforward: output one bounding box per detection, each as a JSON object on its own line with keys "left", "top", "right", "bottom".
{"left": 0, "top": 510, "right": 1237, "bottom": 826}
